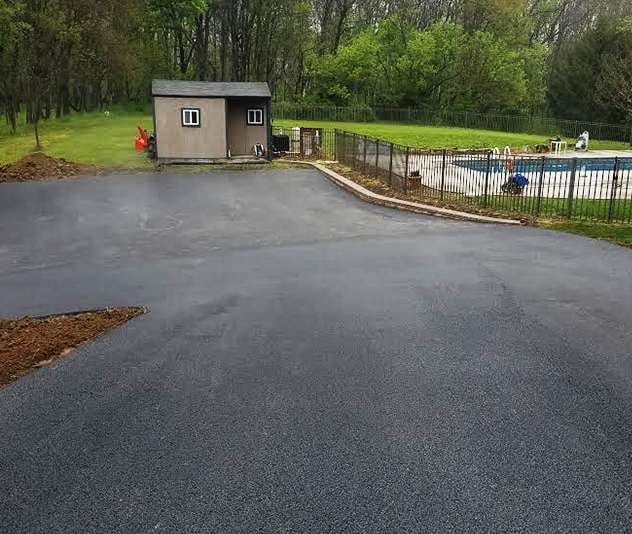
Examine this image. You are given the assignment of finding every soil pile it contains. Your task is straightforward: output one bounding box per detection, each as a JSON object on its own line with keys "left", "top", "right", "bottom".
{"left": 0, "top": 153, "right": 97, "bottom": 183}
{"left": 0, "top": 307, "right": 145, "bottom": 386}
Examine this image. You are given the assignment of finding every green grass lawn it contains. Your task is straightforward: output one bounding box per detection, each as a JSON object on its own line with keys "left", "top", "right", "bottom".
{"left": 538, "top": 221, "right": 632, "bottom": 248}
{"left": 0, "top": 111, "right": 154, "bottom": 168}
{"left": 1, "top": 111, "right": 629, "bottom": 168}
{"left": 478, "top": 194, "right": 632, "bottom": 222}
{"left": 274, "top": 119, "right": 629, "bottom": 151}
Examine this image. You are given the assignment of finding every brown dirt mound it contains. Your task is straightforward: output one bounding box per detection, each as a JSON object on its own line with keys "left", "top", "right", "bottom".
{"left": 0, "top": 307, "right": 145, "bottom": 386}
{"left": 0, "top": 153, "right": 97, "bottom": 183}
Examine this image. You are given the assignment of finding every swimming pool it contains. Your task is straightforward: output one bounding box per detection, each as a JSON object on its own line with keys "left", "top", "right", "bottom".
{"left": 454, "top": 157, "right": 632, "bottom": 173}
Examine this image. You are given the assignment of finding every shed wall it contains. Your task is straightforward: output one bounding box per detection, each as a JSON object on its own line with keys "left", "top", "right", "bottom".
{"left": 154, "top": 96, "right": 226, "bottom": 160}
{"left": 226, "top": 100, "right": 269, "bottom": 156}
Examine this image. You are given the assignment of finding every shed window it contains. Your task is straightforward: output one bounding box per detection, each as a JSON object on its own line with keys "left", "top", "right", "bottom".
{"left": 247, "top": 108, "right": 264, "bottom": 126}
{"left": 181, "top": 108, "right": 201, "bottom": 127}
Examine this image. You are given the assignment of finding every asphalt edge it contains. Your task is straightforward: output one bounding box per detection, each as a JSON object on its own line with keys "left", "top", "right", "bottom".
{"left": 302, "top": 161, "right": 523, "bottom": 225}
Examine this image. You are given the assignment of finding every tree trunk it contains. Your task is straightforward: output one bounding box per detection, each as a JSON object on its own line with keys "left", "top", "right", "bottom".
{"left": 34, "top": 119, "right": 41, "bottom": 150}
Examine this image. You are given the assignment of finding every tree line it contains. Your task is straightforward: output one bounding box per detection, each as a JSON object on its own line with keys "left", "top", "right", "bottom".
{"left": 1, "top": 0, "right": 632, "bottom": 142}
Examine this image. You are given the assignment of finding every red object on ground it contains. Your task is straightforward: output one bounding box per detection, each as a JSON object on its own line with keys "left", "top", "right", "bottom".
{"left": 135, "top": 137, "right": 146, "bottom": 151}
{"left": 135, "top": 126, "right": 149, "bottom": 151}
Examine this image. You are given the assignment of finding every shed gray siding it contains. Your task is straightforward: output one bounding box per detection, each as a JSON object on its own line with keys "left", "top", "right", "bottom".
{"left": 154, "top": 96, "right": 227, "bottom": 161}
{"left": 151, "top": 80, "right": 272, "bottom": 162}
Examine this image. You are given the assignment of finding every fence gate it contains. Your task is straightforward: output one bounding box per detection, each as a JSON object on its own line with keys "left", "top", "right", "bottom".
{"left": 274, "top": 127, "right": 325, "bottom": 158}
{"left": 299, "top": 128, "right": 323, "bottom": 157}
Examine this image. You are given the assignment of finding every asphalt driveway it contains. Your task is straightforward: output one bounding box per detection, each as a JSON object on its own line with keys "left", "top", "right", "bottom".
{"left": 1, "top": 168, "right": 631, "bottom": 533}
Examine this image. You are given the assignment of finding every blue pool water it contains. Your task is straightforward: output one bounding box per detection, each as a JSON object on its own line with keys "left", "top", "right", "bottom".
{"left": 454, "top": 158, "right": 632, "bottom": 173}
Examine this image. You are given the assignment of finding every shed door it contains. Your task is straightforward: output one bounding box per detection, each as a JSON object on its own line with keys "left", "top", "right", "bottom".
{"left": 227, "top": 104, "right": 247, "bottom": 155}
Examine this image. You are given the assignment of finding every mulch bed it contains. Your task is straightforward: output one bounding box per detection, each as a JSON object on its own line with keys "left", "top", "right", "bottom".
{"left": 327, "top": 162, "right": 532, "bottom": 223}
{"left": 0, "top": 153, "right": 97, "bottom": 183}
{"left": 0, "top": 307, "right": 145, "bottom": 386}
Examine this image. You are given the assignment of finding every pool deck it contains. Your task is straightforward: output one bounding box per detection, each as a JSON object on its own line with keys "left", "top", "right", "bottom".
{"left": 404, "top": 150, "right": 632, "bottom": 200}
{"left": 545, "top": 149, "right": 632, "bottom": 159}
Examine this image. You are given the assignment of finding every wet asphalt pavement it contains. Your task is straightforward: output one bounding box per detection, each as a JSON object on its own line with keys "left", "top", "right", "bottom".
{"left": 1, "top": 168, "right": 631, "bottom": 533}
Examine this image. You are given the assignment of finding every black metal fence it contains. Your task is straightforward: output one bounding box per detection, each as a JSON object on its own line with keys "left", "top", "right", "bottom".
{"left": 272, "top": 126, "right": 336, "bottom": 160}
{"left": 273, "top": 102, "right": 632, "bottom": 144}
{"left": 272, "top": 126, "right": 632, "bottom": 223}
{"left": 334, "top": 130, "right": 632, "bottom": 223}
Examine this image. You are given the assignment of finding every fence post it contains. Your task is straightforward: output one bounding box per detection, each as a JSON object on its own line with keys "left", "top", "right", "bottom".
{"left": 483, "top": 151, "right": 492, "bottom": 207}
{"left": 375, "top": 139, "right": 380, "bottom": 177}
{"left": 348, "top": 132, "right": 353, "bottom": 165}
{"left": 338, "top": 130, "right": 343, "bottom": 163}
{"left": 404, "top": 147, "right": 410, "bottom": 195}
{"left": 567, "top": 158, "right": 578, "bottom": 219}
{"left": 535, "top": 156, "right": 545, "bottom": 216}
{"left": 343, "top": 130, "right": 347, "bottom": 164}
{"left": 388, "top": 142, "right": 394, "bottom": 187}
{"left": 352, "top": 133, "right": 357, "bottom": 168}
{"left": 347, "top": 131, "right": 352, "bottom": 165}
{"left": 363, "top": 135, "right": 368, "bottom": 173}
{"left": 331, "top": 129, "right": 335, "bottom": 161}
{"left": 440, "top": 149, "right": 447, "bottom": 201}
{"left": 608, "top": 157, "right": 619, "bottom": 222}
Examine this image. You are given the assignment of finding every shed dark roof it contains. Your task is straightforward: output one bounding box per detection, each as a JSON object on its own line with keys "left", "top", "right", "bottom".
{"left": 152, "top": 80, "right": 271, "bottom": 98}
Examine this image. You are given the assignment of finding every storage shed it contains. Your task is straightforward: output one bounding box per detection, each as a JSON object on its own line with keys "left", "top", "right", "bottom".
{"left": 151, "top": 80, "right": 272, "bottom": 163}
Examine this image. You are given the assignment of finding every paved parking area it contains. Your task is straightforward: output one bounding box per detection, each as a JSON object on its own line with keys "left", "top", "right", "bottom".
{"left": 1, "top": 168, "right": 632, "bottom": 532}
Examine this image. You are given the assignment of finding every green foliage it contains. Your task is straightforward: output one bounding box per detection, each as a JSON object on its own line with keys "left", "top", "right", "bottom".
{"left": 397, "top": 23, "right": 466, "bottom": 108}
{"left": 309, "top": 18, "right": 549, "bottom": 114}
{"left": 549, "top": 16, "right": 632, "bottom": 124}
{"left": 453, "top": 31, "right": 527, "bottom": 112}
{"left": 0, "top": 1, "right": 29, "bottom": 130}
{"left": 462, "top": 0, "right": 532, "bottom": 44}
{"left": 2, "top": 0, "right": 632, "bottom": 144}
{"left": 519, "top": 44, "right": 550, "bottom": 113}
{"left": 539, "top": 221, "right": 632, "bottom": 248}
{"left": 311, "top": 30, "right": 380, "bottom": 105}
{"left": 594, "top": 18, "right": 632, "bottom": 121}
